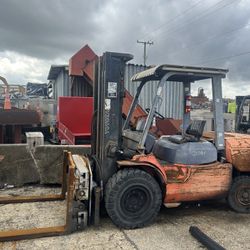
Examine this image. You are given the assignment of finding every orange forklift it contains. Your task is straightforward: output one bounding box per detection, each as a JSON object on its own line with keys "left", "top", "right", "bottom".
{"left": 0, "top": 52, "right": 249, "bottom": 241}
{"left": 102, "top": 61, "right": 250, "bottom": 229}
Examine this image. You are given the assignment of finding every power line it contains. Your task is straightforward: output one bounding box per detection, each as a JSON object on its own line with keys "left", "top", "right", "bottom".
{"left": 168, "top": 22, "right": 249, "bottom": 57}
{"left": 156, "top": 0, "right": 239, "bottom": 42}
{"left": 196, "top": 50, "right": 250, "bottom": 64}
{"left": 140, "top": 0, "right": 203, "bottom": 41}
{"left": 129, "top": 0, "right": 240, "bottom": 65}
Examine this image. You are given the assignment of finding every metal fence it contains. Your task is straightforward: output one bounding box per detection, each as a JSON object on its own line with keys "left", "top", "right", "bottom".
{"left": 124, "top": 64, "right": 183, "bottom": 119}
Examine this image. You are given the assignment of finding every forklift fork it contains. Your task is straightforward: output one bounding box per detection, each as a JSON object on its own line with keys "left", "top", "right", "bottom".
{"left": 0, "top": 151, "right": 96, "bottom": 242}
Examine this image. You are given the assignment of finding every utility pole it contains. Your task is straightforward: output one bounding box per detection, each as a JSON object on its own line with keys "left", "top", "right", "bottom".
{"left": 137, "top": 40, "right": 153, "bottom": 66}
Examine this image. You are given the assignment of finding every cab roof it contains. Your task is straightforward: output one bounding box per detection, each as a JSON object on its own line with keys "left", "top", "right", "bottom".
{"left": 131, "top": 64, "right": 228, "bottom": 82}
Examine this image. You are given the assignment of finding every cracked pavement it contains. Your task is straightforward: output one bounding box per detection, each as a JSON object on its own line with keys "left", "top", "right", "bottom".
{"left": 0, "top": 187, "right": 249, "bottom": 250}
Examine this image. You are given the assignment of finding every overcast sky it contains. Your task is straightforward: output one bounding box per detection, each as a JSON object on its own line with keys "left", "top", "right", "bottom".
{"left": 0, "top": 0, "right": 249, "bottom": 98}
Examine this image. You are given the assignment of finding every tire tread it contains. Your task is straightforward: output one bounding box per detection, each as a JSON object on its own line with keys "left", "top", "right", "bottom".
{"left": 228, "top": 175, "right": 250, "bottom": 213}
{"left": 105, "top": 168, "right": 162, "bottom": 229}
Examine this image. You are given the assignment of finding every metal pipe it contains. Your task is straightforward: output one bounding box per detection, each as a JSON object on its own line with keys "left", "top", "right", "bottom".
{"left": 138, "top": 72, "right": 175, "bottom": 151}
{"left": 189, "top": 226, "right": 225, "bottom": 250}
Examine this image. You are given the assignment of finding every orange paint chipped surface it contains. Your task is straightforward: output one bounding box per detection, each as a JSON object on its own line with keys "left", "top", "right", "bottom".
{"left": 225, "top": 136, "right": 250, "bottom": 172}
{"left": 119, "top": 154, "right": 232, "bottom": 204}
{"left": 165, "top": 162, "right": 232, "bottom": 203}
{"left": 130, "top": 154, "right": 167, "bottom": 181}
{"left": 203, "top": 132, "right": 250, "bottom": 172}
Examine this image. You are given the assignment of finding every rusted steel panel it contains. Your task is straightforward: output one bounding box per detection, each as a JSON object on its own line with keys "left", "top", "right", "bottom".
{"left": 155, "top": 118, "right": 182, "bottom": 136}
{"left": 165, "top": 162, "right": 232, "bottom": 203}
{"left": 0, "top": 110, "right": 40, "bottom": 125}
{"left": 203, "top": 132, "right": 250, "bottom": 172}
{"left": 69, "top": 44, "right": 97, "bottom": 80}
{"left": 0, "top": 194, "right": 64, "bottom": 204}
{"left": 119, "top": 154, "right": 232, "bottom": 204}
{"left": 14, "top": 125, "right": 22, "bottom": 143}
{"left": 117, "top": 155, "right": 167, "bottom": 184}
{"left": 203, "top": 131, "right": 250, "bottom": 140}
{"left": 225, "top": 137, "right": 250, "bottom": 172}
{"left": 122, "top": 90, "right": 147, "bottom": 126}
{"left": 0, "top": 226, "right": 66, "bottom": 242}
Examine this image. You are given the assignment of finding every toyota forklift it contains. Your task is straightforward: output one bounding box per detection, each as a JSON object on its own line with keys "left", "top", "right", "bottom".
{"left": 102, "top": 59, "right": 250, "bottom": 229}
{"left": 0, "top": 52, "right": 249, "bottom": 241}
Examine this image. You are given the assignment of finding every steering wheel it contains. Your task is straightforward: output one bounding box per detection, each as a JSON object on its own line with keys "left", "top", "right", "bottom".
{"left": 145, "top": 108, "right": 164, "bottom": 120}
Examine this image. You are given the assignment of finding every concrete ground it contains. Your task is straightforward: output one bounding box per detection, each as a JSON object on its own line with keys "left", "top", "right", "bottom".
{"left": 0, "top": 187, "right": 249, "bottom": 250}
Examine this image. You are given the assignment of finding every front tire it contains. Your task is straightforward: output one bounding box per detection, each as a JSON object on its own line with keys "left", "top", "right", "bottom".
{"left": 228, "top": 176, "right": 250, "bottom": 213}
{"left": 105, "top": 168, "right": 162, "bottom": 229}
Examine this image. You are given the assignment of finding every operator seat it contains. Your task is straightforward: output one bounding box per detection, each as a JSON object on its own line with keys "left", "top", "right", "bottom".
{"left": 152, "top": 120, "right": 217, "bottom": 165}
{"left": 168, "top": 120, "right": 206, "bottom": 144}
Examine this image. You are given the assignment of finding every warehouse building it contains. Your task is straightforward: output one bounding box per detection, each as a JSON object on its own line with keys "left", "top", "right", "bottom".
{"left": 47, "top": 44, "right": 183, "bottom": 119}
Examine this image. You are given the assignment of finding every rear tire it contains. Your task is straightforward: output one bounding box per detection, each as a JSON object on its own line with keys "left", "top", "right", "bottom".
{"left": 228, "top": 176, "right": 250, "bottom": 213}
{"left": 105, "top": 168, "right": 162, "bottom": 229}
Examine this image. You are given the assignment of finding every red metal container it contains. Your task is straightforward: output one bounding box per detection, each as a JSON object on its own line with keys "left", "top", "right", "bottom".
{"left": 57, "top": 97, "right": 93, "bottom": 144}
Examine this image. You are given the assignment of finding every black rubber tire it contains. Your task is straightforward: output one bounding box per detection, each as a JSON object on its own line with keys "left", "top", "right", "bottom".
{"left": 105, "top": 168, "right": 162, "bottom": 229}
{"left": 228, "top": 176, "right": 250, "bottom": 213}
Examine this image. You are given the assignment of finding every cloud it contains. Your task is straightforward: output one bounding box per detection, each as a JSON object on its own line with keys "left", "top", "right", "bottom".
{"left": 0, "top": 0, "right": 103, "bottom": 59}
{"left": 0, "top": 51, "right": 63, "bottom": 84}
{"left": 0, "top": 0, "right": 250, "bottom": 98}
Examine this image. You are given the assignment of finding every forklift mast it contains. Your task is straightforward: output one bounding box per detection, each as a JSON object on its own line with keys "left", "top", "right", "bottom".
{"left": 92, "top": 52, "right": 133, "bottom": 184}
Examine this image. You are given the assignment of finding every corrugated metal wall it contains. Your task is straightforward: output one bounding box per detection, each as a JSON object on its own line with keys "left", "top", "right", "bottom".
{"left": 124, "top": 64, "right": 183, "bottom": 119}
{"left": 51, "top": 63, "right": 183, "bottom": 119}
{"left": 70, "top": 76, "right": 93, "bottom": 97}
{"left": 54, "top": 68, "right": 69, "bottom": 100}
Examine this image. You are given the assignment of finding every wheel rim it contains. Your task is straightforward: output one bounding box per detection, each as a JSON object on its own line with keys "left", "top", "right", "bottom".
{"left": 236, "top": 184, "right": 250, "bottom": 206}
{"left": 121, "top": 186, "right": 151, "bottom": 216}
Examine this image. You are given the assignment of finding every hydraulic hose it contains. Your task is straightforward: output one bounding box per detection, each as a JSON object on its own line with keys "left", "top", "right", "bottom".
{"left": 189, "top": 226, "right": 225, "bottom": 250}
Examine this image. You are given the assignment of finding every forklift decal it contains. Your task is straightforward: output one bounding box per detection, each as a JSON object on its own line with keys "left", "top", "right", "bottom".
{"left": 107, "top": 82, "right": 117, "bottom": 98}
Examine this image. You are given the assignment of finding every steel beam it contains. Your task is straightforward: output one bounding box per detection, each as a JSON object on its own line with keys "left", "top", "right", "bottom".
{"left": 182, "top": 82, "right": 191, "bottom": 134}
{"left": 138, "top": 72, "right": 175, "bottom": 151}
{"left": 212, "top": 76, "right": 225, "bottom": 150}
